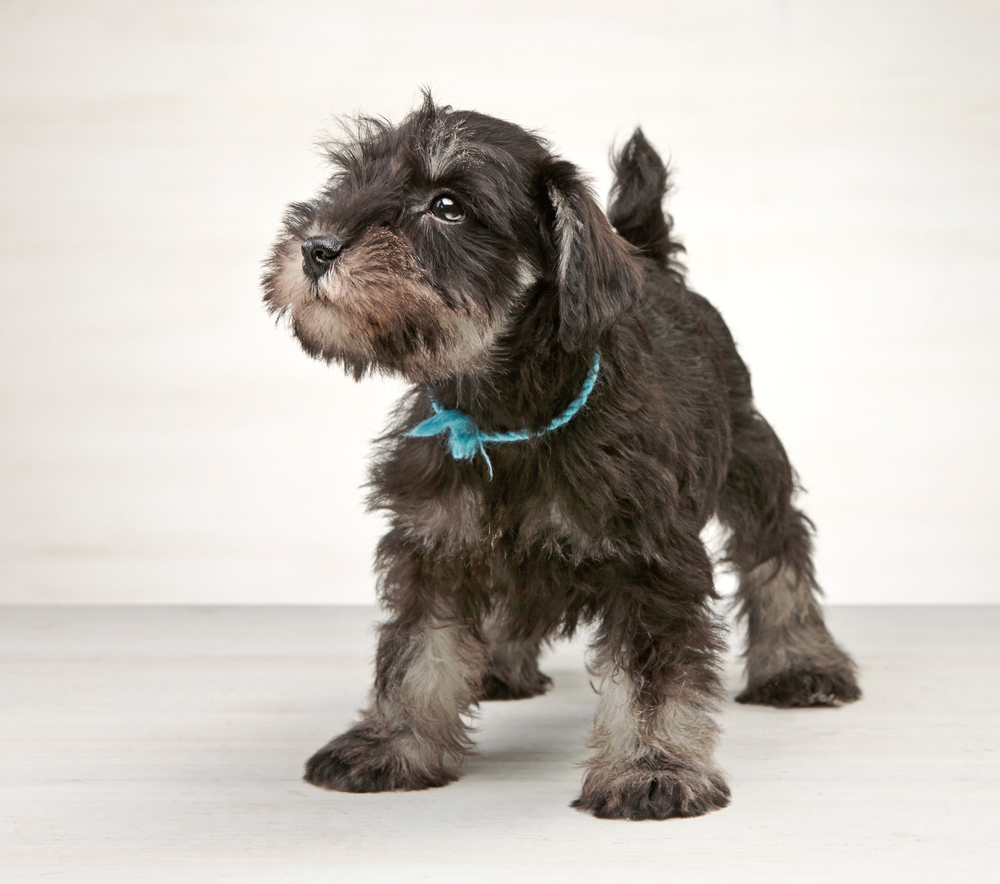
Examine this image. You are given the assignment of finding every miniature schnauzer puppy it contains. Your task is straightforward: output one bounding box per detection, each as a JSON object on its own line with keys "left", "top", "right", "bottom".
{"left": 262, "top": 96, "right": 860, "bottom": 820}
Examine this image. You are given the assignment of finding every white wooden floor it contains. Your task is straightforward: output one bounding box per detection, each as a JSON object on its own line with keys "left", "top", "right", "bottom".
{"left": 2, "top": 606, "right": 997, "bottom": 883}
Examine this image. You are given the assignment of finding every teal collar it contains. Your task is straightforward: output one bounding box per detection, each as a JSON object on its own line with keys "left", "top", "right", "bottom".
{"left": 406, "top": 353, "right": 601, "bottom": 478}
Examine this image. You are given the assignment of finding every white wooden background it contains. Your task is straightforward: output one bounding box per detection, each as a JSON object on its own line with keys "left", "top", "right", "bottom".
{"left": 1, "top": 0, "right": 998, "bottom": 604}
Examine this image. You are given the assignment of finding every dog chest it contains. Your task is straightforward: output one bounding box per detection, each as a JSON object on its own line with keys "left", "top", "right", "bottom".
{"left": 398, "top": 483, "right": 624, "bottom": 561}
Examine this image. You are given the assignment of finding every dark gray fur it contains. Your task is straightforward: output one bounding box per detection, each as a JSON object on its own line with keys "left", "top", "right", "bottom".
{"left": 261, "top": 96, "right": 860, "bottom": 820}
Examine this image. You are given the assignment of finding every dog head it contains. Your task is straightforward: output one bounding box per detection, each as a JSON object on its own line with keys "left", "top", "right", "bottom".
{"left": 262, "top": 96, "right": 642, "bottom": 383}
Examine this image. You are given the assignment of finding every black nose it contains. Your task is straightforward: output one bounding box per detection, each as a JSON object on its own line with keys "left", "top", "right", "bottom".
{"left": 301, "top": 236, "right": 345, "bottom": 279}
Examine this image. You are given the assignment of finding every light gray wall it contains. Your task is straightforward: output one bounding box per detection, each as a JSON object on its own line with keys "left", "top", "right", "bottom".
{"left": 1, "top": 1, "right": 997, "bottom": 603}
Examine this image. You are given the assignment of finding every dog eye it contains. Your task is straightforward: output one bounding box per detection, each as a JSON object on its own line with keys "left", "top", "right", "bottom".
{"left": 429, "top": 194, "right": 465, "bottom": 223}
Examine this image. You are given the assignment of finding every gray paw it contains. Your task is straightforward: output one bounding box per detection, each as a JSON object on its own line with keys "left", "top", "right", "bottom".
{"left": 737, "top": 668, "right": 861, "bottom": 708}
{"left": 304, "top": 725, "right": 456, "bottom": 792}
{"left": 573, "top": 760, "right": 731, "bottom": 820}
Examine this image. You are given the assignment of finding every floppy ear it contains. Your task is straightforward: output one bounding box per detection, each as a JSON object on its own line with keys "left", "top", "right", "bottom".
{"left": 543, "top": 159, "right": 644, "bottom": 351}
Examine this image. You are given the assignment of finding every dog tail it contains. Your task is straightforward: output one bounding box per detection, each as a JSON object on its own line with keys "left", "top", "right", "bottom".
{"left": 608, "top": 129, "right": 684, "bottom": 271}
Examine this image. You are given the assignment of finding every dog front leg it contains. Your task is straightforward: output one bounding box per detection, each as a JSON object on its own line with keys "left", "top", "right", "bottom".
{"left": 573, "top": 564, "right": 731, "bottom": 819}
{"left": 305, "top": 606, "right": 487, "bottom": 792}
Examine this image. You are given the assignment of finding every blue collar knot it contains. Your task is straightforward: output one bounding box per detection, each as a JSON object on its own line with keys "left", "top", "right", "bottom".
{"left": 406, "top": 353, "right": 601, "bottom": 478}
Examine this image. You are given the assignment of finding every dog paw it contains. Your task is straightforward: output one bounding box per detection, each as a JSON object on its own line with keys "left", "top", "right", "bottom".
{"left": 304, "top": 725, "right": 457, "bottom": 792}
{"left": 572, "top": 762, "right": 731, "bottom": 820}
{"left": 737, "top": 668, "right": 861, "bottom": 708}
{"left": 479, "top": 670, "right": 552, "bottom": 701}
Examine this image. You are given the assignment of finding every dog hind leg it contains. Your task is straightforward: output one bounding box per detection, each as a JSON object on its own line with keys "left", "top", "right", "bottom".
{"left": 718, "top": 410, "right": 861, "bottom": 707}
{"left": 477, "top": 607, "right": 553, "bottom": 701}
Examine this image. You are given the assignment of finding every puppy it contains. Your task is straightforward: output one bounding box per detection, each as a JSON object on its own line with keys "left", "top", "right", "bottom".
{"left": 262, "top": 96, "right": 860, "bottom": 820}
